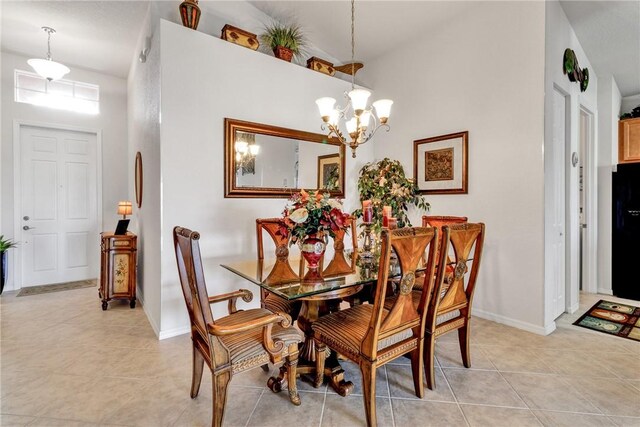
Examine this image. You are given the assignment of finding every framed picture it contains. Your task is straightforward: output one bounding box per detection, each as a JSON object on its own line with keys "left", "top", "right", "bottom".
{"left": 317, "top": 153, "right": 342, "bottom": 191}
{"left": 414, "top": 131, "right": 468, "bottom": 194}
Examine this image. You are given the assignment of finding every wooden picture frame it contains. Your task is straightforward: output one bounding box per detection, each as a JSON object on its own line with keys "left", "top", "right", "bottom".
{"left": 134, "top": 152, "right": 143, "bottom": 208}
{"left": 317, "top": 153, "right": 342, "bottom": 191}
{"left": 414, "top": 131, "right": 468, "bottom": 194}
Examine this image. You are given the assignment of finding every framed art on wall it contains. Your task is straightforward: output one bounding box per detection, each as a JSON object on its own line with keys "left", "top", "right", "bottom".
{"left": 317, "top": 153, "right": 342, "bottom": 191}
{"left": 414, "top": 131, "right": 468, "bottom": 194}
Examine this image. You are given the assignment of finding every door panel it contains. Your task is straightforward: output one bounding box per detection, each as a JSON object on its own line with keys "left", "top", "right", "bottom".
{"left": 551, "top": 89, "right": 567, "bottom": 319}
{"left": 20, "top": 125, "right": 98, "bottom": 287}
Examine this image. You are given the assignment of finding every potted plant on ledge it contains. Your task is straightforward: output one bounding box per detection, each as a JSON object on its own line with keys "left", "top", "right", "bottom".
{"left": 260, "top": 22, "right": 306, "bottom": 62}
{"left": 0, "top": 235, "right": 18, "bottom": 295}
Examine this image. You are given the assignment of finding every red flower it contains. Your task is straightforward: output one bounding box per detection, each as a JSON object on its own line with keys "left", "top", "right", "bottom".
{"left": 329, "top": 208, "right": 346, "bottom": 231}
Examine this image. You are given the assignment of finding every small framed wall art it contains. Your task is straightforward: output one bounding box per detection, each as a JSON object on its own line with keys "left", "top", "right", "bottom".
{"left": 413, "top": 131, "right": 468, "bottom": 194}
{"left": 317, "top": 153, "right": 342, "bottom": 191}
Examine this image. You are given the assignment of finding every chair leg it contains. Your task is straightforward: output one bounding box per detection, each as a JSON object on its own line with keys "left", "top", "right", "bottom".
{"left": 424, "top": 333, "right": 436, "bottom": 390}
{"left": 286, "top": 343, "right": 301, "bottom": 406}
{"left": 211, "top": 371, "right": 231, "bottom": 427}
{"left": 360, "top": 362, "right": 377, "bottom": 427}
{"left": 191, "top": 346, "right": 205, "bottom": 398}
{"left": 314, "top": 340, "right": 327, "bottom": 388}
{"left": 410, "top": 343, "right": 424, "bottom": 399}
{"left": 458, "top": 322, "right": 471, "bottom": 368}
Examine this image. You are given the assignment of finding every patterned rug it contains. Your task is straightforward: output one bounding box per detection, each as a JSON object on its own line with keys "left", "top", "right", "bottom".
{"left": 573, "top": 300, "right": 640, "bottom": 342}
{"left": 17, "top": 279, "right": 97, "bottom": 297}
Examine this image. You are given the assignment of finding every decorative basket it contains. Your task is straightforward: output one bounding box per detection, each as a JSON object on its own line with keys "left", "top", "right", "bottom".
{"left": 221, "top": 24, "right": 259, "bottom": 51}
{"left": 306, "top": 57, "right": 336, "bottom": 76}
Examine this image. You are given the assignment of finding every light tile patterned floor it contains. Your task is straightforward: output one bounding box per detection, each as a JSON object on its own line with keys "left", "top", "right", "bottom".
{"left": 1, "top": 288, "right": 639, "bottom": 426}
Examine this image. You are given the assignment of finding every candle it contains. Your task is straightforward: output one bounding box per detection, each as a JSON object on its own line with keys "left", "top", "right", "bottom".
{"left": 382, "top": 205, "right": 391, "bottom": 227}
{"left": 388, "top": 217, "right": 398, "bottom": 230}
{"left": 362, "top": 200, "right": 373, "bottom": 223}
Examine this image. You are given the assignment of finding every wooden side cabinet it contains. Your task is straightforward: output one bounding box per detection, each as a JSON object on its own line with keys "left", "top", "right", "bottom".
{"left": 100, "top": 232, "right": 137, "bottom": 310}
{"left": 619, "top": 117, "right": 640, "bottom": 164}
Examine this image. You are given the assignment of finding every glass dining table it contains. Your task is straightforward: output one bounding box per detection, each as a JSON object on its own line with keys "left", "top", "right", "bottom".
{"left": 221, "top": 256, "right": 391, "bottom": 396}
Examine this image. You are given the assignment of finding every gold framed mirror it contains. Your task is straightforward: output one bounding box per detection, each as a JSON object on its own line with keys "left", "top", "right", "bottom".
{"left": 224, "top": 118, "right": 345, "bottom": 198}
{"left": 135, "top": 152, "right": 143, "bottom": 208}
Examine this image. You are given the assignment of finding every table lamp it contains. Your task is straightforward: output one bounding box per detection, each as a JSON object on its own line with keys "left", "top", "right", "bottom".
{"left": 115, "top": 201, "right": 132, "bottom": 234}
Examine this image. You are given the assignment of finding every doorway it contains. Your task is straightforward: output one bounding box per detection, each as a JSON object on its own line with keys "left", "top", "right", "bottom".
{"left": 577, "top": 106, "right": 596, "bottom": 297}
{"left": 14, "top": 123, "right": 101, "bottom": 288}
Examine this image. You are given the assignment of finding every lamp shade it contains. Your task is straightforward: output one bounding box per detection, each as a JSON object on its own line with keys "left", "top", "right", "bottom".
{"left": 316, "top": 97, "right": 336, "bottom": 118}
{"left": 27, "top": 58, "right": 70, "bottom": 81}
{"left": 348, "top": 89, "right": 371, "bottom": 113}
{"left": 373, "top": 99, "right": 393, "bottom": 121}
{"left": 117, "top": 201, "right": 133, "bottom": 217}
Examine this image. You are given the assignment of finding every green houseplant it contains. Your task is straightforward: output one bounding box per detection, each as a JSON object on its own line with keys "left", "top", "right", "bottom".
{"left": 353, "top": 158, "right": 430, "bottom": 233}
{"left": 260, "top": 22, "right": 306, "bottom": 62}
{"left": 0, "top": 235, "right": 18, "bottom": 295}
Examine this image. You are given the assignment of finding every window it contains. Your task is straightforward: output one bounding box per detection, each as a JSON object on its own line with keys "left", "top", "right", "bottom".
{"left": 15, "top": 70, "right": 100, "bottom": 115}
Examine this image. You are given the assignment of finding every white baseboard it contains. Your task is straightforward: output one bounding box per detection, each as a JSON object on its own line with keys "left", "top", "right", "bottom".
{"left": 473, "top": 308, "right": 556, "bottom": 336}
{"left": 597, "top": 287, "right": 613, "bottom": 295}
{"left": 137, "top": 291, "right": 161, "bottom": 338}
{"left": 158, "top": 325, "right": 190, "bottom": 340}
{"left": 567, "top": 301, "right": 580, "bottom": 314}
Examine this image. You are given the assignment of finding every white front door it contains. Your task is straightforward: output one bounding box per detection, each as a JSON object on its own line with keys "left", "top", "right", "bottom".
{"left": 551, "top": 89, "right": 567, "bottom": 319}
{"left": 19, "top": 125, "right": 99, "bottom": 287}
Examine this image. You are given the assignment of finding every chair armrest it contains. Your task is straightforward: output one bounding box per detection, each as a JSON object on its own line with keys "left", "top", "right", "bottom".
{"left": 207, "top": 312, "right": 295, "bottom": 365}
{"left": 208, "top": 289, "right": 253, "bottom": 314}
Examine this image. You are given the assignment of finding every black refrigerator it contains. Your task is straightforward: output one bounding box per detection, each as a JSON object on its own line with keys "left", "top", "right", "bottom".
{"left": 612, "top": 163, "right": 640, "bottom": 301}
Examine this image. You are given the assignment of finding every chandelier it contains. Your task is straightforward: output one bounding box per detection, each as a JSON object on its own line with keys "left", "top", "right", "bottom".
{"left": 28, "top": 27, "right": 70, "bottom": 81}
{"left": 315, "top": 0, "right": 392, "bottom": 158}
{"left": 235, "top": 132, "right": 260, "bottom": 174}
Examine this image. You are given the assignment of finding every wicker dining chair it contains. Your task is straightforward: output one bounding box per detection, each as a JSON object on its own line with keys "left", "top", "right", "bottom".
{"left": 312, "top": 227, "right": 444, "bottom": 427}
{"left": 256, "top": 218, "right": 303, "bottom": 320}
{"left": 174, "top": 226, "right": 303, "bottom": 427}
{"left": 423, "top": 223, "right": 485, "bottom": 390}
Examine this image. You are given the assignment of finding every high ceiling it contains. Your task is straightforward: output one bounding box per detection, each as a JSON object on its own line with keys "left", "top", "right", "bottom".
{"left": 560, "top": 1, "right": 640, "bottom": 97}
{"left": 1, "top": 0, "right": 637, "bottom": 98}
{"left": 1, "top": 1, "right": 148, "bottom": 79}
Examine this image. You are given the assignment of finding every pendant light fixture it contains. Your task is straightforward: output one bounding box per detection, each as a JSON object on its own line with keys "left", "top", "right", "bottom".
{"left": 315, "top": 0, "right": 392, "bottom": 158}
{"left": 28, "top": 27, "right": 70, "bottom": 81}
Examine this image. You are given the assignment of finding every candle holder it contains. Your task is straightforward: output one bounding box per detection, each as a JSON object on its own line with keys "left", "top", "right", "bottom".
{"left": 361, "top": 222, "right": 374, "bottom": 261}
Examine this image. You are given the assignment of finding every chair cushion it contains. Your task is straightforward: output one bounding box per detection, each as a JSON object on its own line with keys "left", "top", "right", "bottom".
{"left": 312, "top": 304, "right": 412, "bottom": 362}
{"left": 217, "top": 308, "right": 303, "bottom": 373}
{"left": 264, "top": 294, "right": 301, "bottom": 320}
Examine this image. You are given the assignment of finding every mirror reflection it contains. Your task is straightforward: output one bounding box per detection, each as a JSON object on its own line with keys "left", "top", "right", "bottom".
{"left": 225, "top": 119, "right": 345, "bottom": 198}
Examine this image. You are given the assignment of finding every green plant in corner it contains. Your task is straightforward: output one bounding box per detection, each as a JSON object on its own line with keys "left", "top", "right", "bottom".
{"left": 353, "top": 158, "right": 430, "bottom": 233}
{"left": 0, "top": 235, "right": 18, "bottom": 253}
{"left": 260, "top": 21, "right": 306, "bottom": 61}
{"left": 620, "top": 105, "right": 640, "bottom": 120}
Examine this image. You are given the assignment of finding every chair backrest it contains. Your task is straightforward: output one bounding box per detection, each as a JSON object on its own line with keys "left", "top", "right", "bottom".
{"left": 427, "top": 223, "right": 485, "bottom": 327}
{"left": 173, "top": 226, "right": 230, "bottom": 367}
{"left": 323, "top": 217, "right": 357, "bottom": 277}
{"left": 422, "top": 215, "right": 468, "bottom": 270}
{"left": 361, "top": 227, "right": 444, "bottom": 359}
{"left": 256, "top": 218, "right": 300, "bottom": 284}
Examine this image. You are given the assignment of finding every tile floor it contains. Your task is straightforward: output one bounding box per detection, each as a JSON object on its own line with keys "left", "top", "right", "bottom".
{"left": 1, "top": 288, "right": 639, "bottom": 427}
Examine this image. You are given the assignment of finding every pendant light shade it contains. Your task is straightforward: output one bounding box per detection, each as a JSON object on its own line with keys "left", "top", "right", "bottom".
{"left": 29, "top": 27, "right": 70, "bottom": 81}
{"left": 27, "top": 58, "right": 70, "bottom": 82}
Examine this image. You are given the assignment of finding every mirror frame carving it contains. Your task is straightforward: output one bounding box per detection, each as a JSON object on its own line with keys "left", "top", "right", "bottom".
{"left": 224, "top": 118, "right": 345, "bottom": 198}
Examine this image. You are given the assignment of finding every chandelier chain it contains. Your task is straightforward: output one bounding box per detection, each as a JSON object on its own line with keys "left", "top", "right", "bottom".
{"left": 351, "top": 0, "right": 355, "bottom": 89}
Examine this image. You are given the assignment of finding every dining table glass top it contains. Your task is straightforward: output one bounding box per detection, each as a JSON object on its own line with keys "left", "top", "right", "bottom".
{"left": 221, "top": 257, "right": 390, "bottom": 301}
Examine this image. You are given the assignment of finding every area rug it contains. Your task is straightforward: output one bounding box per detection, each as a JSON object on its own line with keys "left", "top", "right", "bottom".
{"left": 16, "top": 279, "right": 97, "bottom": 297}
{"left": 573, "top": 300, "right": 640, "bottom": 342}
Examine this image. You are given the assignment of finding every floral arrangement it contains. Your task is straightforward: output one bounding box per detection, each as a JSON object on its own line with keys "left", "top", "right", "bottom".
{"left": 278, "top": 189, "right": 350, "bottom": 246}
{"left": 353, "top": 158, "right": 430, "bottom": 232}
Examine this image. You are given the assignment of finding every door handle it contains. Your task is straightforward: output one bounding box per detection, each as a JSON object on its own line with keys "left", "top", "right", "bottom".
{"left": 23, "top": 226, "right": 35, "bottom": 231}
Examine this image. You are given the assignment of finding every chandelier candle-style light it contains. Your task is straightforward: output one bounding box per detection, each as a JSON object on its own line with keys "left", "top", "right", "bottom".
{"left": 315, "top": 0, "right": 392, "bottom": 158}
{"left": 28, "top": 27, "right": 70, "bottom": 81}
{"left": 234, "top": 132, "right": 260, "bottom": 172}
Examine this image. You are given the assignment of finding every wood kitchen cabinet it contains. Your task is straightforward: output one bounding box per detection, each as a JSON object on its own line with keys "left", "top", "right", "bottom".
{"left": 619, "top": 117, "right": 640, "bottom": 164}
{"left": 99, "top": 232, "right": 137, "bottom": 310}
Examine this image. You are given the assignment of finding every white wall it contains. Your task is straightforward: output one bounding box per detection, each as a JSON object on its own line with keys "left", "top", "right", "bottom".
{"left": 1, "top": 51, "right": 128, "bottom": 291}
{"left": 156, "top": 20, "right": 371, "bottom": 337}
{"left": 360, "top": 3, "right": 548, "bottom": 333}
{"left": 126, "top": 4, "right": 163, "bottom": 334}
{"left": 544, "top": 0, "right": 599, "bottom": 321}
{"left": 597, "top": 74, "right": 622, "bottom": 296}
